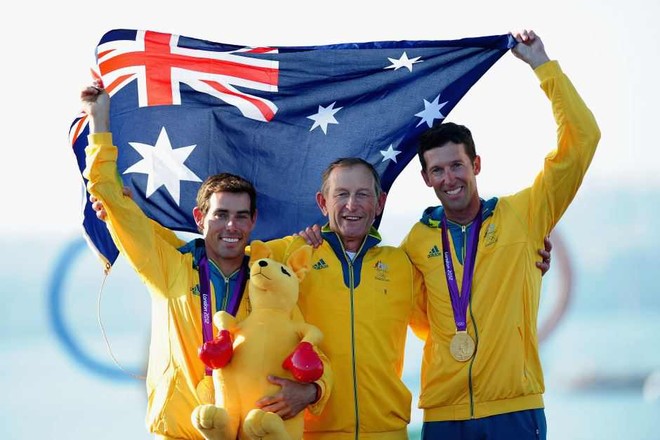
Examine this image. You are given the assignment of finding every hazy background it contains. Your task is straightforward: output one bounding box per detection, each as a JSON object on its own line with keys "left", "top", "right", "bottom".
{"left": 2, "top": 1, "right": 659, "bottom": 438}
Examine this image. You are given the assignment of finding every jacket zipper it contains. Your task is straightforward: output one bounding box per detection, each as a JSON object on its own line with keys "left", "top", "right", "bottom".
{"left": 208, "top": 259, "right": 232, "bottom": 312}
{"left": 342, "top": 240, "right": 362, "bottom": 440}
{"left": 461, "top": 224, "right": 477, "bottom": 419}
{"left": 349, "top": 258, "right": 360, "bottom": 439}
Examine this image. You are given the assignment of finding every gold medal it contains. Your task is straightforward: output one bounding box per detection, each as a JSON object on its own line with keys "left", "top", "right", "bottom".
{"left": 196, "top": 375, "right": 215, "bottom": 404}
{"left": 450, "top": 331, "right": 475, "bottom": 362}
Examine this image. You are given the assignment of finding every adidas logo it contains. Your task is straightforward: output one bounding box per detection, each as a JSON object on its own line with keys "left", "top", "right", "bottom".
{"left": 313, "top": 259, "right": 329, "bottom": 270}
{"left": 427, "top": 245, "right": 441, "bottom": 258}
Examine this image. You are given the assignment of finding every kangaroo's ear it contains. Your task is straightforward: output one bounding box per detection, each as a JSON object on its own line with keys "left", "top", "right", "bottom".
{"left": 286, "top": 245, "right": 313, "bottom": 282}
{"left": 248, "top": 240, "right": 272, "bottom": 264}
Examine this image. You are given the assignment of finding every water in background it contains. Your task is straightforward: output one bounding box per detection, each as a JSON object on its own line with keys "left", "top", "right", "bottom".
{"left": 2, "top": 189, "right": 659, "bottom": 439}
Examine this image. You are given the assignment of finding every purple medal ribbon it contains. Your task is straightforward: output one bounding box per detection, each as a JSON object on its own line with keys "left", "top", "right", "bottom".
{"left": 198, "top": 254, "right": 248, "bottom": 376}
{"left": 198, "top": 255, "right": 213, "bottom": 345}
{"left": 440, "top": 208, "right": 482, "bottom": 332}
{"left": 226, "top": 258, "right": 248, "bottom": 317}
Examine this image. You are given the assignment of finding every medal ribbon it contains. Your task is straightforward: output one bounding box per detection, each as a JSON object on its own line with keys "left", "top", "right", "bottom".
{"left": 440, "top": 208, "right": 482, "bottom": 332}
{"left": 198, "top": 254, "right": 249, "bottom": 375}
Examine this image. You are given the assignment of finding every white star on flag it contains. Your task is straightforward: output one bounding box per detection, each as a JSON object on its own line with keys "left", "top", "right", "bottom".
{"left": 380, "top": 145, "right": 402, "bottom": 163}
{"left": 415, "top": 94, "right": 449, "bottom": 128}
{"left": 385, "top": 52, "right": 422, "bottom": 72}
{"left": 123, "top": 127, "right": 202, "bottom": 204}
{"left": 307, "top": 102, "right": 343, "bottom": 134}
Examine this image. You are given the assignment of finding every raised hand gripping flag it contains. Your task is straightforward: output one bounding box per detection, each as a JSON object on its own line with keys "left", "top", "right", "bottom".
{"left": 70, "top": 29, "right": 515, "bottom": 268}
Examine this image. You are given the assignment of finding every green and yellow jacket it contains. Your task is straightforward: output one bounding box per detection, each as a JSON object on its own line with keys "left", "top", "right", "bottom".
{"left": 268, "top": 229, "right": 426, "bottom": 440}
{"left": 84, "top": 134, "right": 332, "bottom": 439}
{"left": 400, "top": 61, "right": 600, "bottom": 422}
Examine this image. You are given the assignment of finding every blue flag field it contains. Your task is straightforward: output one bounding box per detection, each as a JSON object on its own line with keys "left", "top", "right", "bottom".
{"left": 70, "top": 29, "right": 515, "bottom": 267}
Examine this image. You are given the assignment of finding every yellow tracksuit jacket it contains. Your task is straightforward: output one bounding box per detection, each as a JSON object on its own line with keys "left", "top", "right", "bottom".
{"left": 400, "top": 61, "right": 600, "bottom": 422}
{"left": 268, "top": 229, "right": 426, "bottom": 440}
{"left": 84, "top": 134, "right": 331, "bottom": 439}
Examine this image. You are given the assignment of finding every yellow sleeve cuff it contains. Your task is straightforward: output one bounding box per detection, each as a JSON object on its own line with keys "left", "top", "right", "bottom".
{"left": 87, "top": 132, "right": 114, "bottom": 146}
{"left": 534, "top": 60, "right": 561, "bottom": 82}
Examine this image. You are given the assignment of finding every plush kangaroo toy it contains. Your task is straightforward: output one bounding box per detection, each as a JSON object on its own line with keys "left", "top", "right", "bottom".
{"left": 191, "top": 240, "right": 323, "bottom": 440}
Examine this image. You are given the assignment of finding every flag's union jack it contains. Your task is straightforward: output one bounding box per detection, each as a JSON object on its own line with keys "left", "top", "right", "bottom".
{"left": 70, "top": 28, "right": 515, "bottom": 268}
{"left": 97, "top": 30, "right": 279, "bottom": 119}
{"left": 71, "top": 30, "right": 280, "bottom": 147}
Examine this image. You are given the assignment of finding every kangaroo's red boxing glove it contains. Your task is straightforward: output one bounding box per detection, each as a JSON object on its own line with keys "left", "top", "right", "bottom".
{"left": 282, "top": 341, "right": 324, "bottom": 383}
{"left": 198, "top": 329, "right": 233, "bottom": 369}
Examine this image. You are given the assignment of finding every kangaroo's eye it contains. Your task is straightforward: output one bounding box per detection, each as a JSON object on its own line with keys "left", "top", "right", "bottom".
{"left": 280, "top": 266, "right": 291, "bottom": 277}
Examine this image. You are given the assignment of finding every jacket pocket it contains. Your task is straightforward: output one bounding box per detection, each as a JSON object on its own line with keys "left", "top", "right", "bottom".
{"left": 146, "top": 365, "right": 202, "bottom": 439}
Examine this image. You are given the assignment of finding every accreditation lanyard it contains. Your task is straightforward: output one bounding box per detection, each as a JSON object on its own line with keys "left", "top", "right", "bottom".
{"left": 440, "top": 209, "right": 482, "bottom": 332}
{"left": 198, "top": 255, "right": 248, "bottom": 376}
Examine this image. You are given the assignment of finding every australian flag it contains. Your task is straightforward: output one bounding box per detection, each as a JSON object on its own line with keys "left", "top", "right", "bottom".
{"left": 70, "top": 29, "right": 515, "bottom": 268}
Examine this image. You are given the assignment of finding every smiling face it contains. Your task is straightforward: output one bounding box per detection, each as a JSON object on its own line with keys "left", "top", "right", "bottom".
{"left": 421, "top": 141, "right": 481, "bottom": 225}
{"left": 316, "top": 162, "right": 386, "bottom": 252}
{"left": 193, "top": 191, "right": 256, "bottom": 275}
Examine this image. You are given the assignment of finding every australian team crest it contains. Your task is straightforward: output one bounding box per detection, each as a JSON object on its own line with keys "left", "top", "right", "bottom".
{"left": 374, "top": 260, "right": 390, "bottom": 282}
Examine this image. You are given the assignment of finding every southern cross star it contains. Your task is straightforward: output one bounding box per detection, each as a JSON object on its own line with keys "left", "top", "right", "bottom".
{"left": 385, "top": 52, "right": 422, "bottom": 72}
{"left": 380, "top": 145, "right": 402, "bottom": 163}
{"left": 307, "top": 102, "right": 343, "bottom": 134}
{"left": 415, "top": 94, "right": 448, "bottom": 128}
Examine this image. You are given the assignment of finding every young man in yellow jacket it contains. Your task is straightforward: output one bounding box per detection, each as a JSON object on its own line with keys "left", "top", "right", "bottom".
{"left": 400, "top": 30, "right": 600, "bottom": 439}
{"left": 81, "top": 85, "right": 330, "bottom": 439}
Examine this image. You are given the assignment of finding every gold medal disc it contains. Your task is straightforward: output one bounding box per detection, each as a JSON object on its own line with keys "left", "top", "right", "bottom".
{"left": 450, "top": 331, "right": 475, "bottom": 362}
{"left": 196, "top": 375, "right": 215, "bottom": 404}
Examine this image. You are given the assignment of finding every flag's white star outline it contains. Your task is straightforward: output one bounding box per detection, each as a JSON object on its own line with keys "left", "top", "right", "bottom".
{"left": 415, "top": 94, "right": 449, "bottom": 128}
{"left": 123, "top": 127, "right": 202, "bottom": 204}
{"left": 380, "top": 145, "right": 402, "bottom": 163}
{"left": 385, "top": 52, "right": 422, "bottom": 72}
{"left": 307, "top": 102, "right": 343, "bottom": 134}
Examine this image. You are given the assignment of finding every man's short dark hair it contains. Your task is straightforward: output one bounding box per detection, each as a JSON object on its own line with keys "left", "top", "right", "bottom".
{"left": 417, "top": 122, "right": 477, "bottom": 171}
{"left": 196, "top": 173, "right": 257, "bottom": 216}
